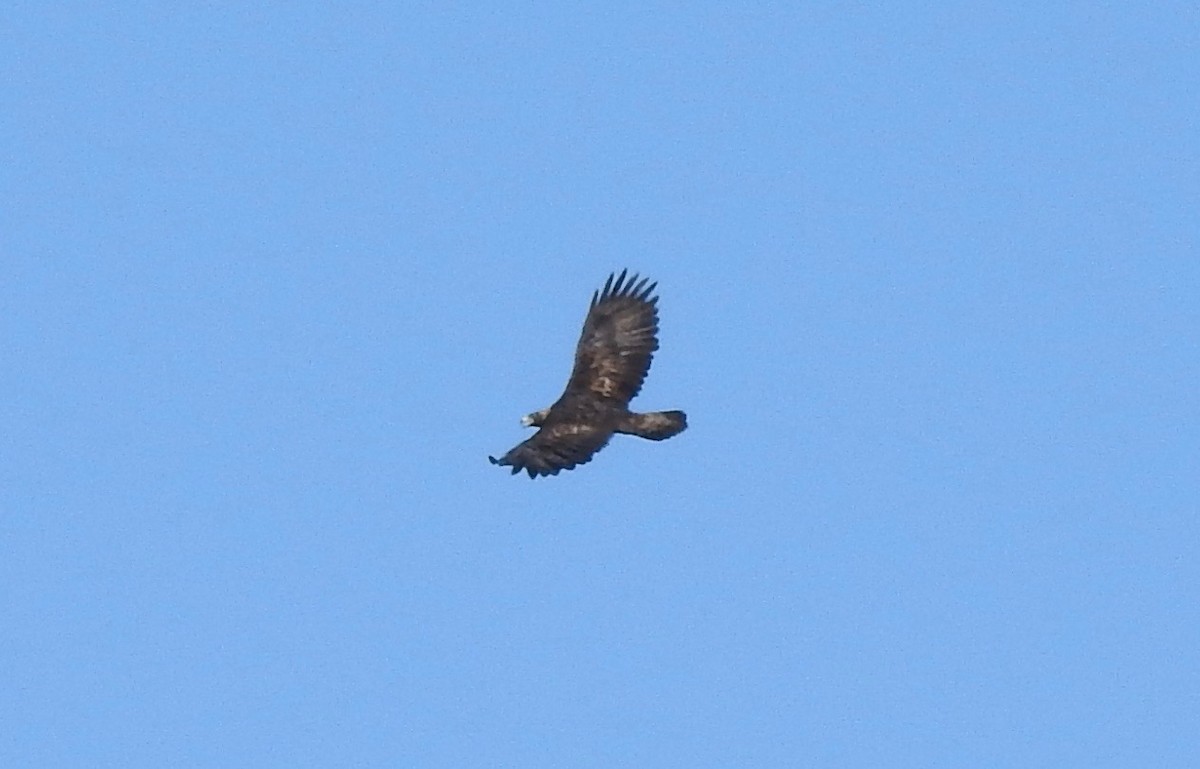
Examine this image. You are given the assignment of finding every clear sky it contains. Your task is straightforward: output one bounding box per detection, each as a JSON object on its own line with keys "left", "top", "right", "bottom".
{"left": 3, "top": 4, "right": 1198, "bottom": 767}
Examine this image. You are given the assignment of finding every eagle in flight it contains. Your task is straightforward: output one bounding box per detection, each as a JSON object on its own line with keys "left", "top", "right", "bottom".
{"left": 489, "top": 269, "right": 687, "bottom": 478}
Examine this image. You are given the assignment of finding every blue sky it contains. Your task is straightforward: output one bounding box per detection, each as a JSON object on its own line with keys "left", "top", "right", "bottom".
{"left": 3, "top": 4, "right": 1198, "bottom": 766}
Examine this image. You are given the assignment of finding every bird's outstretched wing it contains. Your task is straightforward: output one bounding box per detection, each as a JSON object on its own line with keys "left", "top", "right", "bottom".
{"left": 563, "top": 269, "right": 660, "bottom": 405}
{"left": 488, "top": 421, "right": 613, "bottom": 478}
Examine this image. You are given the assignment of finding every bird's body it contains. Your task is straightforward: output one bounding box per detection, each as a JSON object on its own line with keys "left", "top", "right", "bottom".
{"left": 489, "top": 270, "right": 687, "bottom": 478}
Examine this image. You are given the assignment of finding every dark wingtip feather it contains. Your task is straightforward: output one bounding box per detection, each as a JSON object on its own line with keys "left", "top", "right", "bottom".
{"left": 488, "top": 455, "right": 499, "bottom": 464}
{"left": 609, "top": 268, "right": 628, "bottom": 295}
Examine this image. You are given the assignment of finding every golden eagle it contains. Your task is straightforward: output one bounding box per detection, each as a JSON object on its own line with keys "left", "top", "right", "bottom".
{"left": 489, "top": 269, "right": 688, "bottom": 478}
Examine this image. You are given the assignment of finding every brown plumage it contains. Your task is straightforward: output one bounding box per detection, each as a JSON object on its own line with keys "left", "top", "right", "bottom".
{"left": 489, "top": 269, "right": 688, "bottom": 478}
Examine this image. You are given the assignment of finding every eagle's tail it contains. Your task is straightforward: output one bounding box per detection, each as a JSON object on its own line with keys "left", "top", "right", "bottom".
{"left": 618, "top": 410, "right": 687, "bottom": 441}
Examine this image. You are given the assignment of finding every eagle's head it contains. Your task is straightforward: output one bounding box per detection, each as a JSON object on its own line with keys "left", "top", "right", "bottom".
{"left": 521, "top": 408, "right": 551, "bottom": 428}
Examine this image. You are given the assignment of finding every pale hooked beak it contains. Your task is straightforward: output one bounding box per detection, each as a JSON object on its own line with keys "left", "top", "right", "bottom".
{"left": 520, "top": 414, "right": 536, "bottom": 427}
